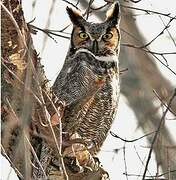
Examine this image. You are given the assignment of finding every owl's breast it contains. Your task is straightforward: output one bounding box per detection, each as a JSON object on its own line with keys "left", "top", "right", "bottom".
{"left": 60, "top": 50, "right": 120, "bottom": 154}
{"left": 63, "top": 70, "right": 120, "bottom": 154}
{"left": 78, "top": 72, "right": 120, "bottom": 153}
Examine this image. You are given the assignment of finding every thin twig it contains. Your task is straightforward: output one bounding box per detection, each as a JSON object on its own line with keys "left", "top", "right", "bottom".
{"left": 110, "top": 131, "right": 156, "bottom": 143}
{"left": 61, "top": 0, "right": 80, "bottom": 10}
{"left": 28, "top": 24, "right": 70, "bottom": 40}
{"left": 85, "top": 0, "right": 94, "bottom": 20}
{"left": 41, "top": 0, "right": 57, "bottom": 52}
{"left": 90, "top": 2, "right": 109, "bottom": 10}
{"left": 41, "top": 90, "right": 68, "bottom": 180}
{"left": 1, "top": 145, "right": 24, "bottom": 179}
{"left": 139, "top": 16, "right": 176, "bottom": 48}
{"left": 121, "top": 43, "right": 176, "bottom": 76}
{"left": 54, "top": 24, "right": 71, "bottom": 33}
{"left": 25, "top": 135, "right": 47, "bottom": 179}
{"left": 153, "top": 90, "right": 176, "bottom": 116}
{"left": 134, "top": 146, "right": 153, "bottom": 177}
{"left": 124, "top": 169, "right": 176, "bottom": 178}
{"left": 123, "top": 142, "right": 129, "bottom": 180}
{"left": 128, "top": 0, "right": 143, "bottom": 3}
{"left": 121, "top": 43, "right": 176, "bottom": 56}
{"left": 121, "top": 4, "right": 176, "bottom": 20}
{"left": 158, "top": 15, "right": 176, "bottom": 47}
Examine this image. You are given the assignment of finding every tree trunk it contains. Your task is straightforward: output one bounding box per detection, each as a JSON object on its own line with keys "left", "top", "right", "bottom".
{"left": 1, "top": 0, "right": 108, "bottom": 179}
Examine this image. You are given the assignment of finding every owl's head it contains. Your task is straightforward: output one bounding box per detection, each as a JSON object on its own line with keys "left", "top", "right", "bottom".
{"left": 67, "top": 3, "right": 120, "bottom": 56}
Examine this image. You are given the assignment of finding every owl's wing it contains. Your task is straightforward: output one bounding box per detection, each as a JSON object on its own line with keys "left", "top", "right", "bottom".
{"left": 52, "top": 52, "right": 104, "bottom": 106}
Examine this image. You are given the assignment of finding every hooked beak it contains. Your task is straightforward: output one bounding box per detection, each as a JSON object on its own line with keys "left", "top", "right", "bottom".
{"left": 92, "top": 40, "right": 99, "bottom": 54}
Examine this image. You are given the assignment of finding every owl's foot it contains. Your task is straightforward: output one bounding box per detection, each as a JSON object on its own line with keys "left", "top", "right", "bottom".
{"left": 63, "top": 139, "right": 98, "bottom": 174}
{"left": 64, "top": 155, "right": 99, "bottom": 174}
{"left": 63, "top": 155, "right": 109, "bottom": 180}
{"left": 64, "top": 156, "right": 84, "bottom": 174}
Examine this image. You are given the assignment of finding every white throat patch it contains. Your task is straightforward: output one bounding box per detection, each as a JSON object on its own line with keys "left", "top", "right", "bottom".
{"left": 75, "top": 48, "right": 117, "bottom": 62}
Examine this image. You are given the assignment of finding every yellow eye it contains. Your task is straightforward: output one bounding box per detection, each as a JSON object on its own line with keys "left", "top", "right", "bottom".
{"left": 103, "top": 32, "right": 113, "bottom": 40}
{"left": 79, "top": 32, "right": 89, "bottom": 39}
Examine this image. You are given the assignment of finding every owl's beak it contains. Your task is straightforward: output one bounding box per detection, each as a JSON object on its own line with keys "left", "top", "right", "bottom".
{"left": 92, "top": 40, "right": 99, "bottom": 54}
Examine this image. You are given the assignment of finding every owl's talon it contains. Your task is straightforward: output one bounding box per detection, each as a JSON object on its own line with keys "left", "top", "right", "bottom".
{"left": 64, "top": 156, "right": 84, "bottom": 174}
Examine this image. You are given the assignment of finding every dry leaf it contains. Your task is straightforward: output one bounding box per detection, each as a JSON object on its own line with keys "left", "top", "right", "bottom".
{"left": 9, "top": 53, "right": 26, "bottom": 70}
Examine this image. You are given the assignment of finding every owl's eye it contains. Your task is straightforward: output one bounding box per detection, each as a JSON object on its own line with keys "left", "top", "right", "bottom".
{"left": 103, "top": 32, "right": 113, "bottom": 40}
{"left": 79, "top": 32, "right": 89, "bottom": 39}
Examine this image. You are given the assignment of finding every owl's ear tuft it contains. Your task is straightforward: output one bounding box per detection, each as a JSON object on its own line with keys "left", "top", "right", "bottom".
{"left": 106, "top": 2, "right": 120, "bottom": 26}
{"left": 66, "top": 6, "right": 84, "bottom": 26}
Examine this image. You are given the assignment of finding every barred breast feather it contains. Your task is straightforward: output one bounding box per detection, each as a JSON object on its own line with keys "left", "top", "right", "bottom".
{"left": 52, "top": 50, "right": 120, "bottom": 154}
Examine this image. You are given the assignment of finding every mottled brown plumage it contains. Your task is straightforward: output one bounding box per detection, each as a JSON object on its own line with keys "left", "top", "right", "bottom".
{"left": 52, "top": 3, "right": 121, "bottom": 155}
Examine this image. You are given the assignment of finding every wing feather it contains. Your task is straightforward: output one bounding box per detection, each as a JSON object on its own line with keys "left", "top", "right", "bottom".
{"left": 52, "top": 52, "right": 104, "bottom": 106}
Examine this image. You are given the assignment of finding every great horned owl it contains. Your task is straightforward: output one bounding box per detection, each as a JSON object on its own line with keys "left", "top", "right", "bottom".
{"left": 53, "top": 3, "right": 120, "bottom": 155}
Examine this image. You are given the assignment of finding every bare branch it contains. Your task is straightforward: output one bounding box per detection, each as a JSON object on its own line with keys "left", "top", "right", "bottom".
{"left": 28, "top": 24, "right": 70, "bottom": 40}
{"left": 123, "top": 142, "right": 129, "bottom": 180}
{"left": 124, "top": 169, "right": 176, "bottom": 178}
{"left": 62, "top": 0, "right": 80, "bottom": 10}
{"left": 110, "top": 131, "right": 156, "bottom": 143}
{"left": 139, "top": 16, "right": 176, "bottom": 48}
{"left": 153, "top": 90, "right": 176, "bottom": 116}
{"left": 121, "top": 43, "right": 176, "bottom": 76}
{"left": 121, "top": 4, "right": 176, "bottom": 20}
